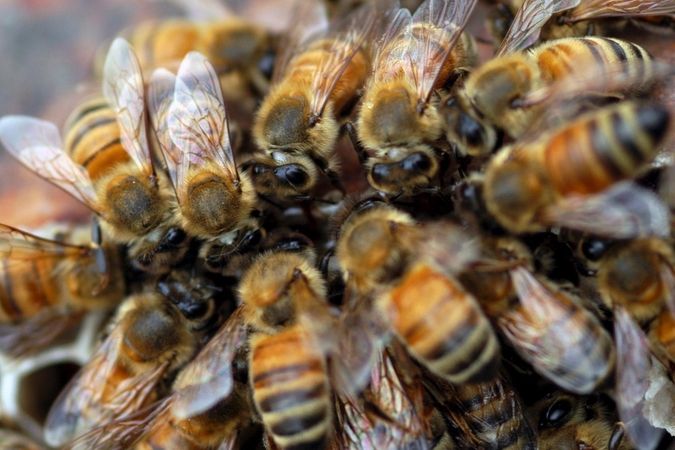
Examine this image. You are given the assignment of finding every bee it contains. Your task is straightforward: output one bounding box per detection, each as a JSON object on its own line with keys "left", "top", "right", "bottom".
{"left": 0, "top": 38, "right": 187, "bottom": 273}
{"left": 334, "top": 198, "right": 500, "bottom": 384}
{"left": 480, "top": 101, "right": 672, "bottom": 237}
{"left": 445, "top": 0, "right": 656, "bottom": 157}
{"left": 332, "top": 341, "right": 437, "bottom": 450}
{"left": 0, "top": 223, "right": 124, "bottom": 358}
{"left": 247, "top": 0, "right": 382, "bottom": 199}
{"left": 64, "top": 306, "right": 253, "bottom": 450}
{"left": 649, "top": 308, "right": 675, "bottom": 372}
{"left": 488, "top": 0, "right": 675, "bottom": 45}
{"left": 355, "top": 0, "right": 478, "bottom": 195}
{"left": 44, "top": 290, "right": 210, "bottom": 447}
{"left": 457, "top": 237, "right": 616, "bottom": 394}
{"left": 422, "top": 368, "right": 538, "bottom": 450}
{"left": 530, "top": 390, "right": 631, "bottom": 450}
{"left": 148, "top": 51, "right": 260, "bottom": 270}
{"left": 596, "top": 237, "right": 675, "bottom": 325}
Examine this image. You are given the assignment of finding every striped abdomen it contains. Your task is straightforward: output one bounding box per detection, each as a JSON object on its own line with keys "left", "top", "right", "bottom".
{"left": 502, "top": 288, "right": 615, "bottom": 394}
{"left": 385, "top": 263, "right": 500, "bottom": 384}
{"left": 251, "top": 326, "right": 331, "bottom": 450}
{"left": 63, "top": 96, "right": 128, "bottom": 181}
{"left": 539, "top": 102, "right": 671, "bottom": 195}
{"left": 0, "top": 254, "right": 64, "bottom": 321}
{"left": 451, "top": 374, "right": 538, "bottom": 450}
{"left": 652, "top": 309, "right": 675, "bottom": 366}
{"left": 533, "top": 37, "right": 653, "bottom": 93}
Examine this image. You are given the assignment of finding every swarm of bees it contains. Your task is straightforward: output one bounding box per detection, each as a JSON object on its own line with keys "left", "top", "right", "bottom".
{"left": 3, "top": 0, "right": 675, "bottom": 448}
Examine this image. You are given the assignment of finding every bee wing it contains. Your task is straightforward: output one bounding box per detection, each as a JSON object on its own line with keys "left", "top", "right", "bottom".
{"left": 329, "top": 281, "right": 390, "bottom": 400}
{"left": 410, "top": 0, "right": 477, "bottom": 105}
{"left": 102, "top": 38, "right": 153, "bottom": 177}
{"left": 170, "top": 306, "right": 248, "bottom": 420}
{"left": 543, "top": 181, "right": 671, "bottom": 239}
{"left": 613, "top": 306, "right": 664, "bottom": 450}
{"left": 271, "top": 0, "right": 328, "bottom": 86}
{"left": 0, "top": 309, "right": 84, "bottom": 359}
{"left": 570, "top": 0, "right": 675, "bottom": 22}
{"left": 496, "top": 0, "right": 582, "bottom": 57}
{"left": 148, "top": 68, "right": 180, "bottom": 194}
{"left": 412, "top": 221, "right": 478, "bottom": 275}
{"left": 500, "top": 267, "right": 607, "bottom": 394}
{"left": 44, "top": 324, "right": 169, "bottom": 447}
{"left": 308, "top": 1, "right": 381, "bottom": 118}
{"left": 63, "top": 397, "right": 173, "bottom": 450}
{"left": 168, "top": 51, "right": 240, "bottom": 206}
{"left": 165, "top": 0, "right": 235, "bottom": 20}
{"left": 0, "top": 115, "right": 100, "bottom": 212}
{"left": 0, "top": 223, "right": 89, "bottom": 258}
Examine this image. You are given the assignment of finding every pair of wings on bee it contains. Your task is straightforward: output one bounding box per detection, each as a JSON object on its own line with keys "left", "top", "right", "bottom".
{"left": 0, "top": 0, "right": 473, "bottom": 209}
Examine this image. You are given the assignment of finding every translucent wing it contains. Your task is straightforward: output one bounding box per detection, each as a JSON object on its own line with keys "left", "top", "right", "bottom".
{"left": 570, "top": 0, "right": 675, "bottom": 22}
{"left": 614, "top": 306, "right": 664, "bottom": 450}
{"left": 168, "top": 51, "right": 240, "bottom": 206}
{"left": 170, "top": 307, "right": 248, "bottom": 419}
{"left": 148, "top": 68, "right": 180, "bottom": 194}
{"left": 63, "top": 397, "right": 172, "bottom": 450}
{"left": 0, "top": 116, "right": 99, "bottom": 212}
{"left": 410, "top": 0, "right": 477, "bottom": 105}
{"left": 500, "top": 267, "right": 613, "bottom": 394}
{"left": 308, "top": 1, "right": 380, "bottom": 118}
{"left": 335, "top": 348, "right": 429, "bottom": 450}
{"left": 412, "top": 221, "right": 478, "bottom": 275}
{"left": 370, "top": 7, "right": 412, "bottom": 77}
{"left": 543, "top": 182, "right": 671, "bottom": 239}
{"left": 165, "top": 0, "right": 235, "bottom": 20}
{"left": 0, "top": 309, "right": 84, "bottom": 359}
{"left": 0, "top": 223, "right": 90, "bottom": 259}
{"left": 44, "top": 320, "right": 169, "bottom": 446}
{"left": 496, "top": 0, "right": 582, "bottom": 57}
{"left": 102, "top": 38, "right": 153, "bottom": 177}
{"left": 330, "top": 280, "right": 390, "bottom": 400}
{"left": 271, "top": 0, "right": 328, "bottom": 86}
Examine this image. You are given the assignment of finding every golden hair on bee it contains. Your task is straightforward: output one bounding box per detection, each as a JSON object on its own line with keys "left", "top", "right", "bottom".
{"left": 355, "top": 0, "right": 478, "bottom": 194}
{"left": 0, "top": 38, "right": 187, "bottom": 272}
{"left": 249, "top": 0, "right": 390, "bottom": 198}
{"left": 148, "top": 51, "right": 258, "bottom": 241}
{"left": 44, "top": 292, "right": 202, "bottom": 447}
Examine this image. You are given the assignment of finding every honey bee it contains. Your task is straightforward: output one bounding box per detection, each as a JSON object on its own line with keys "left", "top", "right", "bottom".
{"left": 44, "top": 291, "right": 209, "bottom": 447}
{"left": 64, "top": 306, "right": 253, "bottom": 450}
{"left": 355, "top": 0, "right": 478, "bottom": 195}
{"left": 423, "top": 368, "right": 538, "bottom": 450}
{"left": 445, "top": 0, "right": 657, "bottom": 157}
{"left": 147, "top": 51, "right": 261, "bottom": 270}
{"left": 649, "top": 308, "right": 675, "bottom": 372}
{"left": 456, "top": 237, "right": 616, "bottom": 394}
{"left": 247, "top": 0, "right": 383, "bottom": 199}
{"left": 531, "top": 390, "right": 631, "bottom": 450}
{"left": 596, "top": 237, "right": 675, "bottom": 325}
{"left": 0, "top": 38, "right": 187, "bottom": 273}
{"left": 332, "top": 341, "right": 436, "bottom": 450}
{"left": 0, "top": 223, "right": 124, "bottom": 358}
{"left": 481, "top": 101, "right": 672, "bottom": 237}
{"left": 488, "top": 0, "right": 675, "bottom": 45}
{"left": 334, "top": 198, "right": 500, "bottom": 385}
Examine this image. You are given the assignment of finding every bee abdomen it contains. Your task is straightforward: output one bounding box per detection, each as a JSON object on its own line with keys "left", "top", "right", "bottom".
{"left": 0, "top": 257, "right": 60, "bottom": 321}
{"left": 63, "top": 96, "right": 127, "bottom": 181}
{"left": 388, "top": 265, "right": 500, "bottom": 383}
{"left": 544, "top": 102, "right": 670, "bottom": 195}
{"left": 251, "top": 329, "right": 330, "bottom": 450}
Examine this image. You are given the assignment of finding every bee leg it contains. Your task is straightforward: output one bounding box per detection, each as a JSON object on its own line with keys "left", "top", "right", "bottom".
{"left": 319, "top": 249, "right": 334, "bottom": 279}
{"left": 608, "top": 422, "right": 626, "bottom": 450}
{"left": 91, "top": 216, "right": 110, "bottom": 295}
{"left": 344, "top": 122, "right": 369, "bottom": 166}
{"left": 445, "top": 68, "right": 471, "bottom": 91}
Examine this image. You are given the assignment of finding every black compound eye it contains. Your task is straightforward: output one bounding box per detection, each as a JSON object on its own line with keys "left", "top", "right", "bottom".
{"left": 177, "top": 300, "right": 209, "bottom": 320}
{"left": 166, "top": 228, "right": 187, "bottom": 245}
{"left": 541, "top": 399, "right": 573, "bottom": 429}
{"left": 242, "top": 229, "right": 263, "bottom": 250}
{"left": 276, "top": 164, "right": 309, "bottom": 186}
{"left": 581, "top": 238, "right": 611, "bottom": 262}
{"left": 401, "top": 152, "right": 432, "bottom": 172}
